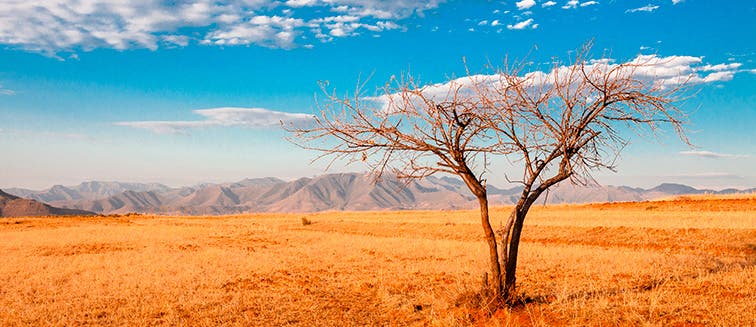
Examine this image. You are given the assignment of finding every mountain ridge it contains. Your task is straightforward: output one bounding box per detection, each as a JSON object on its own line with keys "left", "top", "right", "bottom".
{"left": 4, "top": 175, "right": 753, "bottom": 215}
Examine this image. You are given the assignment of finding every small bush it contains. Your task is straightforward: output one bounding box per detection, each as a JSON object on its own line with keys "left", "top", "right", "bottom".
{"left": 301, "top": 217, "right": 312, "bottom": 226}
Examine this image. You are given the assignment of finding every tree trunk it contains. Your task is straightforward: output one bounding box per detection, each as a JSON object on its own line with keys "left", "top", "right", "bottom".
{"left": 501, "top": 186, "right": 553, "bottom": 303}
{"left": 499, "top": 210, "right": 516, "bottom": 279}
{"left": 502, "top": 208, "right": 524, "bottom": 302}
{"left": 477, "top": 194, "right": 503, "bottom": 300}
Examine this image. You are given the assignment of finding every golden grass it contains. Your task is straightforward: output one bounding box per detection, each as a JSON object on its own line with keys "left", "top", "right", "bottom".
{"left": 0, "top": 195, "right": 754, "bottom": 326}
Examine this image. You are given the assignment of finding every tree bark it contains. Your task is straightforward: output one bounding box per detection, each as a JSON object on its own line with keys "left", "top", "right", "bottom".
{"left": 499, "top": 210, "right": 516, "bottom": 278}
{"left": 502, "top": 208, "right": 524, "bottom": 302}
{"left": 476, "top": 194, "right": 503, "bottom": 300}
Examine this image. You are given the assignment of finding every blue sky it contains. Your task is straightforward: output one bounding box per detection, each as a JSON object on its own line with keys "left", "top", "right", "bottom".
{"left": 0, "top": 0, "right": 754, "bottom": 190}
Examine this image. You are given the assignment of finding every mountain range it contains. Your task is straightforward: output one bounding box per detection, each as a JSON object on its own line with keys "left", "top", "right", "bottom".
{"left": 3, "top": 173, "right": 753, "bottom": 216}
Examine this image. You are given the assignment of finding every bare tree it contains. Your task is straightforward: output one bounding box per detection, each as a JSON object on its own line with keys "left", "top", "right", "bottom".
{"left": 288, "top": 44, "right": 689, "bottom": 305}
{"left": 476, "top": 46, "right": 689, "bottom": 301}
{"left": 289, "top": 74, "right": 507, "bottom": 296}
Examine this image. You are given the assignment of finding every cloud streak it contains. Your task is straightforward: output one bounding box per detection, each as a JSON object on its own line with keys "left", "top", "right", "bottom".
{"left": 626, "top": 5, "right": 660, "bottom": 13}
{"left": 0, "top": 85, "right": 14, "bottom": 95}
{"left": 0, "top": 0, "right": 444, "bottom": 54}
{"left": 679, "top": 150, "right": 750, "bottom": 159}
{"left": 115, "top": 107, "right": 315, "bottom": 134}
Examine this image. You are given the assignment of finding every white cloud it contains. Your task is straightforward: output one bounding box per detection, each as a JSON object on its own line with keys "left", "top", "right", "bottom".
{"left": 516, "top": 0, "right": 536, "bottom": 10}
{"left": 529, "top": 55, "right": 743, "bottom": 88}
{"left": 672, "top": 0, "right": 684, "bottom": 4}
{"left": 562, "top": 0, "right": 579, "bottom": 9}
{"left": 204, "top": 16, "right": 305, "bottom": 48}
{"left": 626, "top": 5, "right": 660, "bottom": 13}
{"left": 285, "top": 0, "right": 318, "bottom": 7}
{"left": 507, "top": 18, "right": 535, "bottom": 30}
{"left": 491, "top": 20, "right": 501, "bottom": 27}
{"left": 367, "top": 54, "right": 744, "bottom": 113}
{"left": 679, "top": 150, "right": 750, "bottom": 159}
{"left": 0, "top": 0, "right": 444, "bottom": 54}
{"left": 542, "top": 1, "right": 557, "bottom": 7}
{"left": 115, "top": 107, "right": 315, "bottom": 134}
{"left": 702, "top": 71, "right": 735, "bottom": 82}
{"left": 580, "top": 1, "right": 599, "bottom": 7}
{"left": 306, "top": 14, "right": 402, "bottom": 39}
{"left": 620, "top": 55, "right": 746, "bottom": 86}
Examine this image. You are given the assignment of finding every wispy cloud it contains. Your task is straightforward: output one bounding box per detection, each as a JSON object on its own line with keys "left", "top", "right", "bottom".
{"left": 542, "top": 1, "right": 557, "bottom": 7}
{"left": 679, "top": 150, "right": 750, "bottom": 159}
{"left": 0, "top": 0, "right": 444, "bottom": 54}
{"left": 559, "top": 0, "right": 599, "bottom": 9}
{"left": 672, "top": 0, "right": 684, "bottom": 4}
{"left": 115, "top": 107, "right": 315, "bottom": 135}
{"left": 507, "top": 18, "right": 536, "bottom": 30}
{"left": 626, "top": 4, "right": 660, "bottom": 13}
{"left": 699, "top": 63, "right": 742, "bottom": 71}
{"left": 0, "top": 85, "right": 14, "bottom": 95}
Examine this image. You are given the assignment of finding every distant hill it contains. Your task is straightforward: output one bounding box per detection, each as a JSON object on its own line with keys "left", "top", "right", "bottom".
{"left": 72, "top": 190, "right": 166, "bottom": 215}
{"left": 5, "top": 175, "right": 753, "bottom": 215}
{"left": 6, "top": 181, "right": 171, "bottom": 203}
{"left": 0, "top": 189, "right": 95, "bottom": 217}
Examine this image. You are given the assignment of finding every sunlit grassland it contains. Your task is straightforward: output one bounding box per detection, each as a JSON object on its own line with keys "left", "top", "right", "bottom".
{"left": 0, "top": 195, "right": 753, "bottom": 326}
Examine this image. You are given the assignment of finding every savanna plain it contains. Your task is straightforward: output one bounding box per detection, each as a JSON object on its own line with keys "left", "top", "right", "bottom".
{"left": 0, "top": 194, "right": 754, "bottom": 326}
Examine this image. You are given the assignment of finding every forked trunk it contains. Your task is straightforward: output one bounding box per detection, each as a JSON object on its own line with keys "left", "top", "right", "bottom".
{"left": 501, "top": 188, "right": 549, "bottom": 303}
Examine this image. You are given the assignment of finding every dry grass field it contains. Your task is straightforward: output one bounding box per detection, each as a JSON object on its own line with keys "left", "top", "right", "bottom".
{"left": 0, "top": 194, "right": 754, "bottom": 326}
